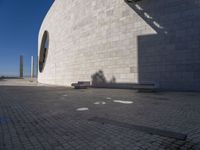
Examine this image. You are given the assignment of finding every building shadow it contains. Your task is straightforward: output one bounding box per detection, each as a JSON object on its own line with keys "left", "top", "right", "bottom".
{"left": 91, "top": 70, "right": 107, "bottom": 86}
{"left": 125, "top": 0, "right": 200, "bottom": 91}
{"left": 91, "top": 70, "right": 155, "bottom": 90}
{"left": 91, "top": 70, "right": 117, "bottom": 87}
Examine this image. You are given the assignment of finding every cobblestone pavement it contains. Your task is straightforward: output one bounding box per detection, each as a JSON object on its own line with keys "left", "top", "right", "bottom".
{"left": 0, "top": 86, "right": 200, "bottom": 150}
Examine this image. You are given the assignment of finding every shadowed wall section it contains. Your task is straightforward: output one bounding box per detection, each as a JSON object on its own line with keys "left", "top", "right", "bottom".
{"left": 126, "top": 0, "right": 200, "bottom": 90}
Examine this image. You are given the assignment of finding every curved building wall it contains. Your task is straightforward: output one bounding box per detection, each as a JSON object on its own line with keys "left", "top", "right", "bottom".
{"left": 38, "top": 0, "right": 200, "bottom": 91}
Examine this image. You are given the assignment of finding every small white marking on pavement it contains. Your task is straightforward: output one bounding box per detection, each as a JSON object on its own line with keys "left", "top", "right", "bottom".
{"left": 94, "top": 101, "right": 106, "bottom": 105}
{"left": 94, "top": 102, "right": 100, "bottom": 105}
{"left": 113, "top": 100, "right": 133, "bottom": 104}
{"left": 106, "top": 97, "right": 112, "bottom": 100}
{"left": 76, "top": 107, "right": 89, "bottom": 111}
{"left": 63, "top": 94, "right": 68, "bottom": 97}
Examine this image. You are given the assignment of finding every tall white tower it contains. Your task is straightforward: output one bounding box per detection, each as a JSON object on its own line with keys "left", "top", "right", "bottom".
{"left": 19, "top": 55, "right": 23, "bottom": 78}
{"left": 31, "top": 56, "right": 34, "bottom": 78}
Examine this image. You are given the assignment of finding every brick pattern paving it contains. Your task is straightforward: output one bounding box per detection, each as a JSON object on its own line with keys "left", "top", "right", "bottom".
{"left": 0, "top": 86, "right": 200, "bottom": 150}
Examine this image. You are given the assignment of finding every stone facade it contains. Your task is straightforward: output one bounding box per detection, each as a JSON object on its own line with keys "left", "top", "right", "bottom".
{"left": 38, "top": 0, "right": 200, "bottom": 91}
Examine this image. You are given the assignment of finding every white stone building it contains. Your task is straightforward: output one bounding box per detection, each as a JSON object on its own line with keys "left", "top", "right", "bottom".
{"left": 38, "top": 0, "right": 200, "bottom": 91}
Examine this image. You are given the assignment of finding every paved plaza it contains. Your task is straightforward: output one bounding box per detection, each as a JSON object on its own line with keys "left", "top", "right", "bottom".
{"left": 0, "top": 80, "right": 200, "bottom": 150}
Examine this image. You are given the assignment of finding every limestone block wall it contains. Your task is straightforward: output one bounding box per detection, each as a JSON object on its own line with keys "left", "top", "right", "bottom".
{"left": 38, "top": 0, "right": 200, "bottom": 91}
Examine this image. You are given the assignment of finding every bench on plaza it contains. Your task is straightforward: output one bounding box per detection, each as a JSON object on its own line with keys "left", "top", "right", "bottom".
{"left": 71, "top": 81, "right": 91, "bottom": 89}
{"left": 126, "top": 0, "right": 142, "bottom": 2}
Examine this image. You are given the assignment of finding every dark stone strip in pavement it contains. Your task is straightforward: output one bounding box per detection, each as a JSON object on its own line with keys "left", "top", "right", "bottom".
{"left": 88, "top": 117, "right": 187, "bottom": 141}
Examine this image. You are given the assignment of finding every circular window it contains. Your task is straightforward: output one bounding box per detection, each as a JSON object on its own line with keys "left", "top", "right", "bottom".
{"left": 39, "top": 31, "right": 49, "bottom": 73}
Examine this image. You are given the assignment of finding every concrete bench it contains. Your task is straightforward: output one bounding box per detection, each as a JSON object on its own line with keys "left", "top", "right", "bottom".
{"left": 126, "top": 0, "right": 142, "bottom": 2}
{"left": 71, "top": 81, "right": 91, "bottom": 89}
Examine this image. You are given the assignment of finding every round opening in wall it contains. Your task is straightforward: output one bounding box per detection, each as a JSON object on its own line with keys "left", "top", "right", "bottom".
{"left": 39, "top": 31, "right": 49, "bottom": 73}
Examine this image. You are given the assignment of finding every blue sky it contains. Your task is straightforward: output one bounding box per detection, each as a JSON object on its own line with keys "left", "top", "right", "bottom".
{"left": 0, "top": 0, "right": 53, "bottom": 76}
